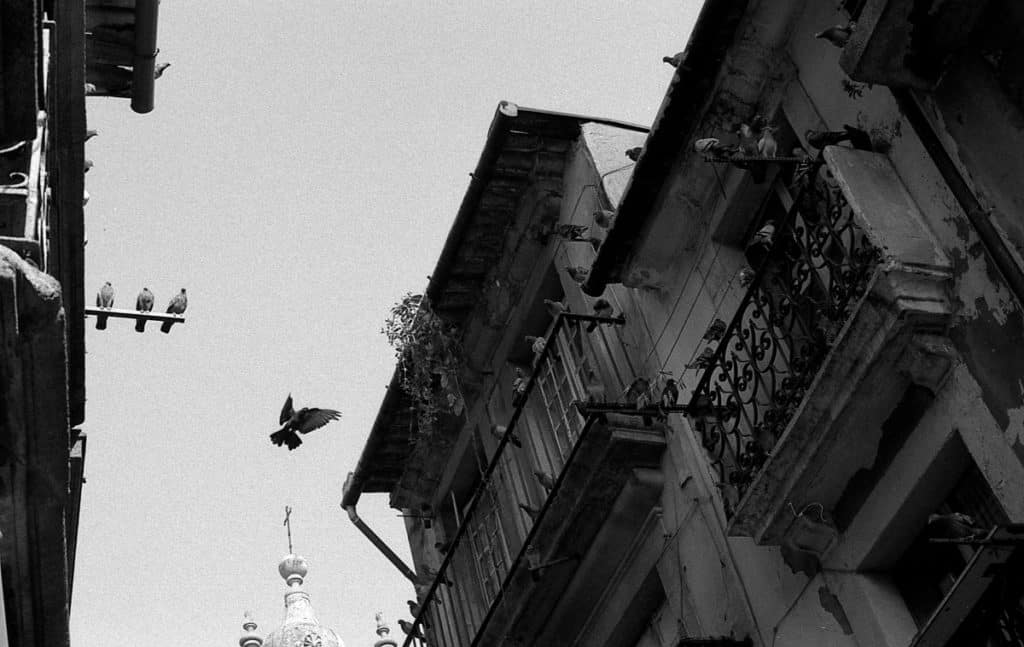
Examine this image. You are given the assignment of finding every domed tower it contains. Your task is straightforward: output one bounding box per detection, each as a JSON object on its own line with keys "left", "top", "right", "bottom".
{"left": 262, "top": 554, "right": 345, "bottom": 647}
{"left": 372, "top": 612, "right": 397, "bottom": 647}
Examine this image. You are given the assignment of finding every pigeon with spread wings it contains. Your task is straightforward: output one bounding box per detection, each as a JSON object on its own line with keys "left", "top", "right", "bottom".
{"left": 270, "top": 393, "right": 342, "bottom": 450}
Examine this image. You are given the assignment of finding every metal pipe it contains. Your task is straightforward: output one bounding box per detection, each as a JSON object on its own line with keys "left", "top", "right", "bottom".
{"left": 341, "top": 498, "right": 418, "bottom": 584}
{"left": 891, "top": 88, "right": 1024, "bottom": 307}
{"left": 130, "top": 0, "right": 159, "bottom": 113}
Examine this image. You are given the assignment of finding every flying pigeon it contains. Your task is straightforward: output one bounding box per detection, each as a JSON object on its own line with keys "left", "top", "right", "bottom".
{"left": 154, "top": 62, "right": 171, "bottom": 79}
{"left": 161, "top": 288, "right": 187, "bottom": 333}
{"left": 703, "top": 318, "right": 727, "bottom": 341}
{"left": 511, "top": 368, "right": 528, "bottom": 407}
{"left": 757, "top": 126, "right": 778, "bottom": 158}
{"left": 815, "top": 22, "right": 854, "bottom": 48}
{"left": 565, "top": 265, "right": 590, "bottom": 284}
{"left": 543, "top": 298, "right": 568, "bottom": 318}
{"left": 686, "top": 347, "right": 719, "bottom": 370}
{"left": 662, "top": 51, "right": 687, "bottom": 68}
{"left": 269, "top": 393, "right": 342, "bottom": 450}
{"left": 593, "top": 209, "right": 616, "bottom": 229}
{"left": 534, "top": 470, "right": 556, "bottom": 492}
{"left": 587, "top": 298, "right": 614, "bottom": 332}
{"left": 625, "top": 147, "right": 643, "bottom": 162}
{"left": 95, "top": 282, "right": 114, "bottom": 330}
{"left": 135, "top": 287, "right": 154, "bottom": 332}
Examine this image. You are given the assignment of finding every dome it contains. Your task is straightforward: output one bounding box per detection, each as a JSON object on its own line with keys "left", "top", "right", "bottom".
{"left": 263, "top": 554, "right": 345, "bottom": 647}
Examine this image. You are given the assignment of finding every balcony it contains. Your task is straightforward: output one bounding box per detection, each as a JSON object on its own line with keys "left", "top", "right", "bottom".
{"left": 403, "top": 312, "right": 667, "bottom": 647}
{"left": 688, "top": 147, "right": 955, "bottom": 549}
{"left": 0, "top": 106, "right": 49, "bottom": 269}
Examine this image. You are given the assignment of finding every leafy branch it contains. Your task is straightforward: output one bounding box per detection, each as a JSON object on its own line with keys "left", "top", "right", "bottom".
{"left": 382, "top": 293, "right": 465, "bottom": 436}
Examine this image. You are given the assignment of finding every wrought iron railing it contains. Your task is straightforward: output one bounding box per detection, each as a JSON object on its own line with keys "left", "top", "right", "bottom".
{"left": 688, "top": 157, "right": 881, "bottom": 512}
{"left": 402, "top": 310, "right": 627, "bottom": 647}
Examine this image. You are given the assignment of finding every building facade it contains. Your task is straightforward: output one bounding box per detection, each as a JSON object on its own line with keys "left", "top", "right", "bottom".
{"left": 345, "top": 1, "right": 1024, "bottom": 646}
{"left": 1, "top": 1, "right": 161, "bottom": 644}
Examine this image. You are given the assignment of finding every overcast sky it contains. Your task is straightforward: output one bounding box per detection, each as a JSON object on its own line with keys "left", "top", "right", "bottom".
{"left": 71, "top": 2, "right": 701, "bottom": 644}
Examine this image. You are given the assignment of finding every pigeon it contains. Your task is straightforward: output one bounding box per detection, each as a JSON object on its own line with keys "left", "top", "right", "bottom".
{"left": 686, "top": 347, "right": 718, "bottom": 370}
{"left": 511, "top": 368, "right": 528, "bottom": 407}
{"left": 737, "top": 266, "right": 756, "bottom": 288}
{"left": 926, "top": 512, "right": 988, "bottom": 540}
{"left": 525, "top": 335, "right": 546, "bottom": 356}
{"left": 84, "top": 129, "right": 98, "bottom": 141}
{"left": 534, "top": 470, "right": 556, "bottom": 492}
{"left": 815, "top": 22, "right": 854, "bottom": 48}
{"left": 555, "top": 224, "right": 590, "bottom": 241}
{"left": 398, "top": 620, "right": 425, "bottom": 640}
{"left": 565, "top": 265, "right": 590, "bottom": 284}
{"left": 154, "top": 62, "right": 171, "bottom": 79}
{"left": 625, "top": 147, "right": 643, "bottom": 162}
{"left": 757, "top": 126, "right": 778, "bottom": 158}
{"left": 519, "top": 502, "right": 541, "bottom": 521}
{"left": 406, "top": 601, "right": 430, "bottom": 629}
{"left": 269, "top": 393, "right": 342, "bottom": 450}
{"left": 82, "top": 190, "right": 90, "bottom": 206}
{"left": 593, "top": 209, "right": 616, "bottom": 229}
{"left": 95, "top": 282, "right": 114, "bottom": 330}
{"left": 587, "top": 298, "right": 613, "bottom": 332}
{"left": 745, "top": 220, "right": 776, "bottom": 268}
{"left": 703, "top": 318, "right": 727, "bottom": 341}
{"left": 84, "top": 83, "right": 97, "bottom": 95}
{"left": 623, "top": 377, "right": 651, "bottom": 405}
{"left": 735, "top": 123, "right": 760, "bottom": 157}
{"left": 490, "top": 423, "right": 521, "bottom": 448}
{"left": 662, "top": 51, "right": 686, "bottom": 68}
{"left": 160, "top": 288, "right": 187, "bottom": 333}
{"left": 134, "top": 287, "right": 154, "bottom": 332}
{"left": 806, "top": 125, "right": 872, "bottom": 152}
{"left": 660, "top": 378, "right": 680, "bottom": 411}
{"left": 543, "top": 298, "right": 568, "bottom": 318}
{"left": 84, "top": 159, "right": 94, "bottom": 173}
{"left": 434, "top": 540, "right": 451, "bottom": 554}
{"left": 694, "top": 137, "right": 733, "bottom": 155}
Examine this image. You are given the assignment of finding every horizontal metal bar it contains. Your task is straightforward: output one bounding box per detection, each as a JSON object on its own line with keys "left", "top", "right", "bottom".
{"left": 84, "top": 306, "right": 185, "bottom": 324}
{"left": 572, "top": 401, "right": 730, "bottom": 419}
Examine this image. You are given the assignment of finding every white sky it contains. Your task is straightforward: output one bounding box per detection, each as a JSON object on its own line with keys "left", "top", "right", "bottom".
{"left": 71, "top": 2, "right": 702, "bottom": 645}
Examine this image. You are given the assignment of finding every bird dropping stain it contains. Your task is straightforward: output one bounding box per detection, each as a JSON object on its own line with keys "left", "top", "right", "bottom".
{"left": 818, "top": 586, "right": 853, "bottom": 635}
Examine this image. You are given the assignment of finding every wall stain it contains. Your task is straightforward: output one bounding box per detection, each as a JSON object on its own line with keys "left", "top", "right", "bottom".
{"left": 818, "top": 585, "right": 853, "bottom": 635}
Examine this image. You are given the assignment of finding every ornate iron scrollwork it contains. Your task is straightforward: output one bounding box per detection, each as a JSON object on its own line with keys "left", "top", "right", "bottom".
{"left": 690, "top": 157, "right": 881, "bottom": 512}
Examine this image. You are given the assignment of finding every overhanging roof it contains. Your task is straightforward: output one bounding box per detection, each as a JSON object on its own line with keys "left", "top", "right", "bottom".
{"left": 343, "top": 102, "right": 647, "bottom": 508}
{"left": 582, "top": 0, "right": 750, "bottom": 296}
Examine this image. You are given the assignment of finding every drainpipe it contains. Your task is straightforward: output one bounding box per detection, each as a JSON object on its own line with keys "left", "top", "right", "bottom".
{"left": 891, "top": 88, "right": 1024, "bottom": 306}
{"left": 341, "top": 472, "right": 418, "bottom": 583}
{"left": 130, "top": 0, "right": 160, "bottom": 113}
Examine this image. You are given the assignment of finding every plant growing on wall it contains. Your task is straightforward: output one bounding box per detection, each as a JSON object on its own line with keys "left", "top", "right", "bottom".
{"left": 382, "top": 293, "right": 465, "bottom": 435}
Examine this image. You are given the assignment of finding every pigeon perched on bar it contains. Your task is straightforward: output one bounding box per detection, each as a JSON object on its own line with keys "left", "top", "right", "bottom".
{"left": 757, "top": 126, "right": 778, "bottom": 158}
{"left": 95, "top": 282, "right": 114, "bottom": 330}
{"left": 511, "top": 368, "right": 528, "bottom": 407}
{"left": 135, "top": 287, "right": 154, "bottom": 332}
{"left": 525, "top": 335, "right": 546, "bottom": 356}
{"left": 270, "top": 393, "right": 342, "bottom": 450}
{"left": 406, "top": 601, "right": 430, "bottom": 629}
{"left": 491, "top": 423, "right": 521, "bottom": 448}
{"left": 154, "top": 62, "right": 171, "bottom": 79}
{"left": 519, "top": 502, "right": 541, "bottom": 521}
{"left": 543, "top": 298, "right": 568, "bottom": 317}
{"left": 625, "top": 147, "right": 643, "bottom": 162}
{"left": 398, "top": 620, "right": 425, "bottom": 640}
{"left": 738, "top": 266, "right": 756, "bottom": 288}
{"left": 587, "top": 298, "right": 614, "bottom": 332}
{"left": 660, "top": 378, "right": 680, "bottom": 411}
{"left": 161, "top": 288, "right": 187, "bottom": 333}
{"left": 815, "top": 22, "right": 854, "bottom": 48}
